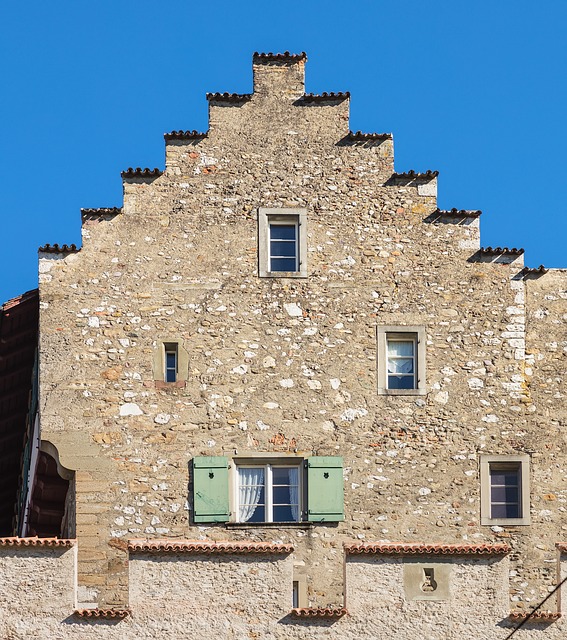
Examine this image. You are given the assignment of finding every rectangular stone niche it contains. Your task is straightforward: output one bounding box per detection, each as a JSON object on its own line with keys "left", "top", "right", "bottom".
{"left": 403, "top": 561, "right": 451, "bottom": 601}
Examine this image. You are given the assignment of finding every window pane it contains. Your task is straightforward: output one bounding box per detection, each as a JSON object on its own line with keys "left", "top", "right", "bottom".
{"left": 387, "top": 357, "right": 414, "bottom": 374}
{"left": 270, "top": 257, "right": 297, "bottom": 272}
{"left": 273, "top": 486, "right": 293, "bottom": 504}
{"left": 491, "top": 486, "right": 519, "bottom": 503}
{"left": 165, "top": 368, "right": 177, "bottom": 383}
{"left": 388, "top": 340, "right": 414, "bottom": 357}
{"left": 491, "top": 502, "right": 520, "bottom": 519}
{"left": 244, "top": 504, "right": 266, "bottom": 523}
{"left": 270, "top": 240, "right": 297, "bottom": 257}
{"left": 272, "top": 467, "right": 297, "bottom": 484}
{"left": 270, "top": 225, "right": 296, "bottom": 240}
{"left": 490, "top": 471, "right": 519, "bottom": 486}
{"left": 166, "top": 352, "right": 176, "bottom": 368}
{"left": 388, "top": 374, "right": 415, "bottom": 389}
{"left": 273, "top": 505, "right": 297, "bottom": 522}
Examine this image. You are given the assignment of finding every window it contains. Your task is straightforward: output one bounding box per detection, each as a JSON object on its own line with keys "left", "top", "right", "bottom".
{"left": 480, "top": 455, "right": 530, "bottom": 525}
{"left": 164, "top": 343, "right": 178, "bottom": 382}
{"left": 237, "top": 464, "right": 300, "bottom": 523}
{"left": 258, "top": 208, "right": 307, "bottom": 277}
{"left": 292, "top": 576, "right": 308, "bottom": 608}
{"left": 377, "top": 326, "right": 426, "bottom": 395}
{"left": 192, "top": 456, "right": 344, "bottom": 524}
{"left": 152, "top": 339, "right": 189, "bottom": 388}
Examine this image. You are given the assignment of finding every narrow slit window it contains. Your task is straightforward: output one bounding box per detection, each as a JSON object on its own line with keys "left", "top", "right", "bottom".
{"left": 164, "top": 344, "right": 178, "bottom": 383}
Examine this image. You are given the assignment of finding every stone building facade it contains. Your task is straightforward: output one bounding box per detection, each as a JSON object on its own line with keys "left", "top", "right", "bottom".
{"left": 1, "top": 52, "right": 566, "bottom": 639}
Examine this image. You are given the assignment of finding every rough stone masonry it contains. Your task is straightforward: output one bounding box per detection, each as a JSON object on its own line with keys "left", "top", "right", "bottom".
{"left": 5, "top": 51, "right": 564, "bottom": 638}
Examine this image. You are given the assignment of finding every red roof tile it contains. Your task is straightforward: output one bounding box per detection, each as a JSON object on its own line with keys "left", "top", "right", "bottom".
{"left": 127, "top": 539, "right": 294, "bottom": 554}
{"left": 38, "top": 243, "right": 79, "bottom": 254}
{"left": 253, "top": 52, "right": 307, "bottom": 63}
{"left": 74, "top": 609, "right": 131, "bottom": 619}
{"left": 121, "top": 167, "right": 163, "bottom": 179}
{"left": 344, "top": 542, "right": 511, "bottom": 556}
{"left": 0, "top": 537, "right": 75, "bottom": 548}
{"left": 290, "top": 607, "right": 347, "bottom": 619}
{"left": 556, "top": 543, "right": 567, "bottom": 553}
{"left": 509, "top": 611, "right": 561, "bottom": 622}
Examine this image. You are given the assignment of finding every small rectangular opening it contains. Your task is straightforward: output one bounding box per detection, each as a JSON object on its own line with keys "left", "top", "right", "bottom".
{"left": 164, "top": 343, "right": 178, "bottom": 383}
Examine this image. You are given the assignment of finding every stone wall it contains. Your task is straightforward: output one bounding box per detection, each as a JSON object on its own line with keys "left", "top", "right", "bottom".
{"left": 32, "top": 51, "right": 567, "bottom": 617}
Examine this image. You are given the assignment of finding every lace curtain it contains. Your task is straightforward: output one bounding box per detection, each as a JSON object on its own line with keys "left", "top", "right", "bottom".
{"left": 238, "top": 467, "right": 264, "bottom": 522}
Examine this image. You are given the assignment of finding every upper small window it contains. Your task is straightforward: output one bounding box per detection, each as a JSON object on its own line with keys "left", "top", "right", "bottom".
{"left": 164, "top": 343, "right": 178, "bottom": 383}
{"left": 258, "top": 208, "right": 307, "bottom": 278}
{"left": 377, "top": 326, "right": 426, "bottom": 395}
{"left": 480, "top": 455, "right": 530, "bottom": 525}
{"left": 152, "top": 339, "right": 189, "bottom": 388}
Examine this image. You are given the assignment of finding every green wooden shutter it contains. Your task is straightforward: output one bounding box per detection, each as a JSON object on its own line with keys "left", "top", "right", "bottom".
{"left": 193, "top": 456, "right": 230, "bottom": 523}
{"left": 307, "top": 457, "right": 344, "bottom": 522}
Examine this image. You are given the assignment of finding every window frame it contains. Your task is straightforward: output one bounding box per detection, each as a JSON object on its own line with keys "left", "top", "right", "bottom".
{"left": 376, "top": 326, "right": 426, "bottom": 395}
{"left": 152, "top": 339, "right": 189, "bottom": 388}
{"left": 233, "top": 459, "right": 303, "bottom": 524}
{"left": 480, "top": 454, "right": 531, "bottom": 526}
{"left": 164, "top": 343, "right": 178, "bottom": 383}
{"left": 258, "top": 208, "right": 307, "bottom": 278}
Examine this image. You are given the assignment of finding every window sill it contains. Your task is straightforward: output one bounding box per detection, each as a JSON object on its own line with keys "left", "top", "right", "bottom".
{"left": 481, "top": 518, "right": 531, "bottom": 527}
{"left": 226, "top": 522, "right": 313, "bottom": 529}
{"left": 377, "top": 388, "right": 426, "bottom": 396}
{"left": 260, "top": 271, "right": 307, "bottom": 279}
{"left": 154, "top": 380, "right": 186, "bottom": 389}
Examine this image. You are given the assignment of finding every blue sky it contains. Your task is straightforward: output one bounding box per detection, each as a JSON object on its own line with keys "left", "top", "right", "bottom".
{"left": 1, "top": 0, "right": 565, "bottom": 304}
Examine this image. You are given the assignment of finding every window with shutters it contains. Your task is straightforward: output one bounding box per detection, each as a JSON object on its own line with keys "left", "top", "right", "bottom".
{"left": 377, "top": 326, "right": 426, "bottom": 395}
{"left": 480, "top": 454, "right": 530, "bottom": 526}
{"left": 192, "top": 456, "right": 344, "bottom": 524}
{"left": 258, "top": 208, "right": 307, "bottom": 278}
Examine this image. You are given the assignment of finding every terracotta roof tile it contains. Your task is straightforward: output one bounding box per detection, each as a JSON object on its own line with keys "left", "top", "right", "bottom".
{"left": 0, "top": 536, "right": 75, "bottom": 548}
{"left": 121, "top": 167, "right": 163, "bottom": 179}
{"left": 74, "top": 608, "right": 131, "bottom": 619}
{"left": 509, "top": 611, "right": 561, "bottom": 622}
{"left": 1, "top": 288, "right": 38, "bottom": 311}
{"left": 480, "top": 246, "right": 524, "bottom": 256}
{"left": 433, "top": 208, "right": 482, "bottom": 218}
{"left": 127, "top": 539, "right": 294, "bottom": 554}
{"left": 253, "top": 51, "right": 307, "bottom": 62}
{"left": 522, "top": 265, "right": 548, "bottom": 275}
{"left": 392, "top": 170, "right": 439, "bottom": 180}
{"left": 164, "top": 130, "right": 208, "bottom": 141}
{"left": 347, "top": 131, "right": 392, "bottom": 141}
{"left": 290, "top": 607, "right": 347, "bottom": 619}
{"left": 206, "top": 93, "right": 252, "bottom": 103}
{"left": 555, "top": 543, "right": 567, "bottom": 553}
{"left": 302, "top": 92, "right": 350, "bottom": 103}
{"left": 344, "top": 542, "right": 511, "bottom": 556}
{"left": 81, "top": 207, "right": 122, "bottom": 216}
{"left": 38, "top": 243, "right": 79, "bottom": 254}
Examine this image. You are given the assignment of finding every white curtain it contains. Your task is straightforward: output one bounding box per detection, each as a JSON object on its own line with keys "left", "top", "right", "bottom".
{"left": 288, "top": 467, "right": 299, "bottom": 522}
{"left": 238, "top": 467, "right": 264, "bottom": 522}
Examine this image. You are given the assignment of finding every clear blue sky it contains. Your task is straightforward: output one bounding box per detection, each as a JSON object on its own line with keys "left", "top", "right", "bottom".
{"left": 1, "top": 0, "right": 565, "bottom": 304}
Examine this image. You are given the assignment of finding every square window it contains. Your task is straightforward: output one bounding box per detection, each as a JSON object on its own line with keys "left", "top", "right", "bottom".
{"left": 258, "top": 208, "right": 307, "bottom": 278}
{"left": 480, "top": 455, "right": 530, "bottom": 525}
{"left": 377, "top": 326, "right": 426, "bottom": 395}
{"left": 237, "top": 463, "right": 301, "bottom": 523}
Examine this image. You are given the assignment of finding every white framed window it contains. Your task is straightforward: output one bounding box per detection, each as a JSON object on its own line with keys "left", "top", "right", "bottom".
{"left": 164, "top": 343, "right": 178, "bottom": 383}
{"left": 258, "top": 208, "right": 307, "bottom": 278}
{"left": 480, "top": 455, "right": 530, "bottom": 526}
{"left": 236, "top": 463, "right": 301, "bottom": 523}
{"left": 377, "top": 326, "right": 426, "bottom": 395}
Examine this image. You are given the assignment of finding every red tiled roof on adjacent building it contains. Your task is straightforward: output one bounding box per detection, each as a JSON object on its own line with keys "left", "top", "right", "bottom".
{"left": 127, "top": 539, "right": 294, "bottom": 554}
{"left": 344, "top": 542, "right": 511, "bottom": 556}
{"left": 0, "top": 536, "right": 75, "bottom": 548}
